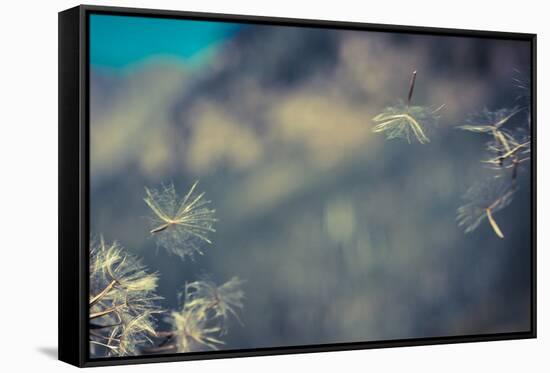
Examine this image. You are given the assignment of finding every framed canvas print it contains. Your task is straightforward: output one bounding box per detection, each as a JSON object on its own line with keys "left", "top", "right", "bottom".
{"left": 58, "top": 4, "right": 536, "bottom": 367}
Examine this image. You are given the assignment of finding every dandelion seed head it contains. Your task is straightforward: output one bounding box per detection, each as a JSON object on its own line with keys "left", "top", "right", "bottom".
{"left": 89, "top": 237, "right": 161, "bottom": 357}
{"left": 484, "top": 126, "right": 531, "bottom": 173}
{"left": 459, "top": 107, "right": 531, "bottom": 178}
{"left": 169, "top": 277, "right": 245, "bottom": 353}
{"left": 170, "top": 308, "right": 224, "bottom": 352}
{"left": 460, "top": 107, "right": 521, "bottom": 133}
{"left": 144, "top": 181, "right": 217, "bottom": 259}
{"left": 456, "top": 72, "right": 531, "bottom": 239}
{"left": 184, "top": 277, "right": 245, "bottom": 326}
{"left": 456, "top": 178, "right": 516, "bottom": 234}
{"left": 116, "top": 311, "right": 159, "bottom": 356}
{"left": 372, "top": 101, "right": 443, "bottom": 144}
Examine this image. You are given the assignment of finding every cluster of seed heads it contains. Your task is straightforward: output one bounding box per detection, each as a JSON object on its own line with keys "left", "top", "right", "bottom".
{"left": 371, "top": 69, "right": 530, "bottom": 239}
{"left": 145, "top": 277, "right": 245, "bottom": 353}
{"left": 457, "top": 75, "right": 531, "bottom": 239}
{"left": 89, "top": 66, "right": 530, "bottom": 357}
{"left": 89, "top": 238, "right": 162, "bottom": 357}
{"left": 90, "top": 181, "right": 244, "bottom": 358}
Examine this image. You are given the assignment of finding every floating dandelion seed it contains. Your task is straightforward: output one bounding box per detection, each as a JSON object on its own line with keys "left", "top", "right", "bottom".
{"left": 456, "top": 71, "right": 531, "bottom": 240}
{"left": 144, "top": 277, "right": 245, "bottom": 354}
{"left": 184, "top": 276, "right": 246, "bottom": 328}
{"left": 144, "top": 181, "right": 217, "bottom": 259}
{"left": 458, "top": 107, "right": 530, "bottom": 180}
{"left": 373, "top": 102, "right": 444, "bottom": 144}
{"left": 169, "top": 305, "right": 225, "bottom": 352}
{"left": 172, "top": 277, "right": 244, "bottom": 352}
{"left": 484, "top": 126, "right": 531, "bottom": 179}
{"left": 89, "top": 237, "right": 162, "bottom": 357}
{"left": 457, "top": 178, "right": 516, "bottom": 239}
{"left": 373, "top": 70, "right": 444, "bottom": 144}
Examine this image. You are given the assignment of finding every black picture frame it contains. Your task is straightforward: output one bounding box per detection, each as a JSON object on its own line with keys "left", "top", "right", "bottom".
{"left": 59, "top": 4, "right": 537, "bottom": 367}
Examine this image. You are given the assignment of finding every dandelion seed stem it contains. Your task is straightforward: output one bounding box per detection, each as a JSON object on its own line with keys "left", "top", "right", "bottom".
{"left": 90, "top": 279, "right": 117, "bottom": 306}
{"left": 485, "top": 208, "right": 504, "bottom": 239}
{"left": 107, "top": 326, "right": 119, "bottom": 348}
{"left": 151, "top": 223, "right": 171, "bottom": 234}
{"left": 493, "top": 129, "right": 511, "bottom": 153}
{"left": 494, "top": 107, "right": 523, "bottom": 128}
{"left": 90, "top": 330, "right": 121, "bottom": 342}
{"left": 500, "top": 141, "right": 530, "bottom": 159}
{"left": 485, "top": 141, "right": 530, "bottom": 167}
{"left": 90, "top": 340, "right": 118, "bottom": 350}
{"left": 407, "top": 70, "right": 417, "bottom": 106}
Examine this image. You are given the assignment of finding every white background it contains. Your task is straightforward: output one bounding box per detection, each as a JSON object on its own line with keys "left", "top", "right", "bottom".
{"left": 0, "top": 0, "right": 546, "bottom": 371}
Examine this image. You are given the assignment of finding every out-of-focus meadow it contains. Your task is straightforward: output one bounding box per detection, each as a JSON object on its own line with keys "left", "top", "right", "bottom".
{"left": 90, "top": 15, "right": 532, "bottom": 350}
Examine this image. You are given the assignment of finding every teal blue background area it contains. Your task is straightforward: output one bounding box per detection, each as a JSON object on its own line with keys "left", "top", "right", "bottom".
{"left": 89, "top": 14, "right": 240, "bottom": 68}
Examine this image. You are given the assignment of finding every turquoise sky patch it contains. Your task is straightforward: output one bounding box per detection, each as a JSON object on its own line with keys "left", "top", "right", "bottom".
{"left": 90, "top": 14, "right": 240, "bottom": 69}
